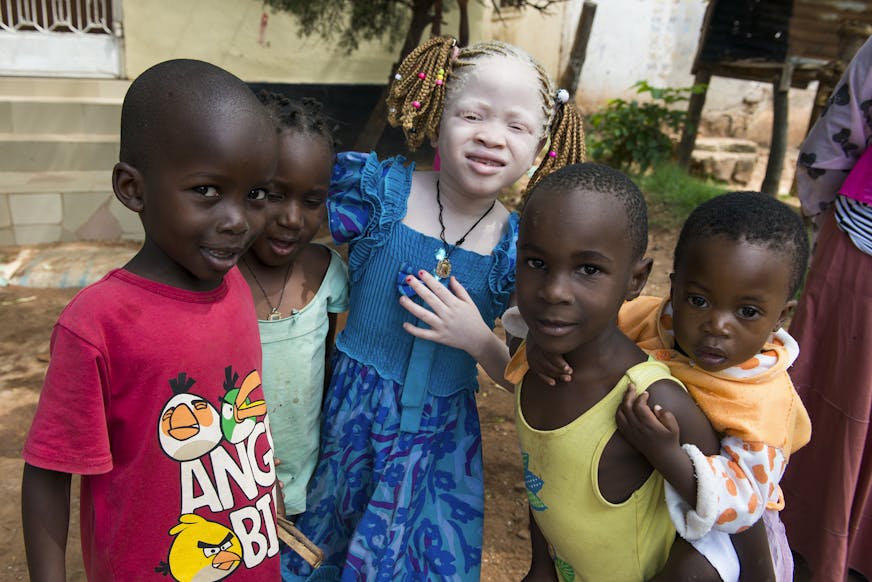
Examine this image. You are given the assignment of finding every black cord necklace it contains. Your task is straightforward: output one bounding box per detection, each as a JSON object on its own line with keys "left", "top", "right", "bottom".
{"left": 241, "top": 256, "right": 293, "bottom": 320}
{"left": 434, "top": 179, "right": 497, "bottom": 279}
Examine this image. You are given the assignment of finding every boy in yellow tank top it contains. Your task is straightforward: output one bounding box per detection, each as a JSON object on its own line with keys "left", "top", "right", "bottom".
{"left": 505, "top": 163, "right": 723, "bottom": 581}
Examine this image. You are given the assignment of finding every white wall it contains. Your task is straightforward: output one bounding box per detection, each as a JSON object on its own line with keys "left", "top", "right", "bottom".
{"left": 570, "top": 0, "right": 705, "bottom": 107}
{"left": 564, "top": 0, "right": 815, "bottom": 145}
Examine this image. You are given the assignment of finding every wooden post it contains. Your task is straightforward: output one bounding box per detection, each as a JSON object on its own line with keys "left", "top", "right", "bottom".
{"left": 761, "top": 61, "right": 793, "bottom": 196}
{"left": 457, "top": 0, "right": 469, "bottom": 47}
{"left": 677, "top": 69, "right": 711, "bottom": 169}
{"left": 558, "top": 1, "right": 597, "bottom": 98}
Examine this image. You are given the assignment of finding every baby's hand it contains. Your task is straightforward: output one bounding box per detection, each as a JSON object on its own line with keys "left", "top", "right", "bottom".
{"left": 526, "top": 338, "right": 572, "bottom": 386}
{"left": 399, "top": 271, "right": 490, "bottom": 357}
{"left": 615, "top": 386, "right": 680, "bottom": 463}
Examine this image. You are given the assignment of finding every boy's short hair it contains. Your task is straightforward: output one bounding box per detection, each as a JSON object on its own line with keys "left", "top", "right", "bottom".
{"left": 119, "top": 59, "right": 266, "bottom": 170}
{"left": 674, "top": 191, "right": 810, "bottom": 297}
{"left": 525, "top": 162, "right": 648, "bottom": 259}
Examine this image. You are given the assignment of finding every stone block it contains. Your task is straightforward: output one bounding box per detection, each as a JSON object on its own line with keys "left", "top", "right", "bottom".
{"left": 732, "top": 157, "right": 757, "bottom": 185}
{"left": 0, "top": 194, "right": 9, "bottom": 227}
{"left": 62, "top": 191, "right": 113, "bottom": 233}
{"left": 9, "top": 193, "right": 62, "bottom": 225}
{"left": 0, "top": 227, "right": 14, "bottom": 246}
{"left": 695, "top": 137, "right": 758, "bottom": 154}
{"left": 691, "top": 139, "right": 758, "bottom": 185}
{"left": 14, "top": 223, "right": 62, "bottom": 245}
{"left": 75, "top": 204, "right": 123, "bottom": 241}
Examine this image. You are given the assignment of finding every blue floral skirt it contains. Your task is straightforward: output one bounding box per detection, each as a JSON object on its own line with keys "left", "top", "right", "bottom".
{"left": 282, "top": 351, "right": 485, "bottom": 581}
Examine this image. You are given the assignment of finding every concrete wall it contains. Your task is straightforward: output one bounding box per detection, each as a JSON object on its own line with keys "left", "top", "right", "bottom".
{"left": 0, "top": 0, "right": 820, "bottom": 247}
{"left": 122, "top": 0, "right": 477, "bottom": 84}
{"left": 487, "top": 0, "right": 817, "bottom": 147}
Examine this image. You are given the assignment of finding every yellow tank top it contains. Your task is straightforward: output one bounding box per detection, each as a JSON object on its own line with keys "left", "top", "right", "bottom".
{"left": 515, "top": 359, "right": 677, "bottom": 581}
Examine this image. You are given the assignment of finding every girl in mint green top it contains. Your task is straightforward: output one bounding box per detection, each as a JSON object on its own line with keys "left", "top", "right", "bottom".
{"left": 239, "top": 92, "right": 348, "bottom": 516}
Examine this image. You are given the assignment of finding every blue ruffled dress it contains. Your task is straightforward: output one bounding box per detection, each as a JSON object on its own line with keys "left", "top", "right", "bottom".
{"left": 282, "top": 152, "right": 518, "bottom": 581}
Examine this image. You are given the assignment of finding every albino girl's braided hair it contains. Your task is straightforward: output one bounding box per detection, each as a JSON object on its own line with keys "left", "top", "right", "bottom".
{"left": 386, "top": 36, "right": 586, "bottom": 193}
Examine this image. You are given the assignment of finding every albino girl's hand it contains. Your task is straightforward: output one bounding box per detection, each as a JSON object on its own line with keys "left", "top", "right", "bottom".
{"left": 399, "top": 271, "right": 491, "bottom": 358}
{"left": 525, "top": 338, "right": 573, "bottom": 386}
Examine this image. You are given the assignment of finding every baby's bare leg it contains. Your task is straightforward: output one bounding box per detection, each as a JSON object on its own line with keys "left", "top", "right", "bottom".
{"left": 732, "top": 520, "right": 775, "bottom": 582}
{"left": 651, "top": 520, "right": 776, "bottom": 582}
{"left": 650, "top": 536, "right": 721, "bottom": 582}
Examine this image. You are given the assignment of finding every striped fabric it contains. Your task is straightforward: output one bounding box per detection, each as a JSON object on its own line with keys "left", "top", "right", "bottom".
{"left": 834, "top": 195, "right": 872, "bottom": 256}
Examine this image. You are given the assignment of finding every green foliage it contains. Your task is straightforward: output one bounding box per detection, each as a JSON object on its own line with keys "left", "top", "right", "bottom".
{"left": 589, "top": 81, "right": 706, "bottom": 172}
{"left": 261, "top": 0, "right": 411, "bottom": 53}
{"left": 635, "top": 163, "right": 727, "bottom": 229}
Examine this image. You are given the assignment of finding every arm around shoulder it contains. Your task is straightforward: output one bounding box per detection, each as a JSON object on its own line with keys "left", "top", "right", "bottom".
{"left": 22, "top": 463, "right": 72, "bottom": 581}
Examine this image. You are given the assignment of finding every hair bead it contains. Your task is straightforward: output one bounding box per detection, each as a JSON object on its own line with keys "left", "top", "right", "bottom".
{"left": 386, "top": 36, "right": 457, "bottom": 150}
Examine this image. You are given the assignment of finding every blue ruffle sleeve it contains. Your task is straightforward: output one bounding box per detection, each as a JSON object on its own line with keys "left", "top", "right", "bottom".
{"left": 327, "top": 151, "right": 414, "bottom": 283}
{"left": 487, "top": 211, "right": 520, "bottom": 316}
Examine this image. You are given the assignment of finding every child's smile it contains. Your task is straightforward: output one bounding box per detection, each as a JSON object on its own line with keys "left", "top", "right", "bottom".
{"left": 250, "top": 132, "right": 331, "bottom": 268}
{"left": 436, "top": 56, "right": 545, "bottom": 200}
{"left": 517, "top": 188, "right": 642, "bottom": 359}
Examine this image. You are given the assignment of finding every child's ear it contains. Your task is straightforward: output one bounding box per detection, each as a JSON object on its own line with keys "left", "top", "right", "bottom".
{"left": 112, "top": 162, "right": 144, "bottom": 213}
{"left": 625, "top": 257, "right": 653, "bottom": 301}
{"left": 775, "top": 298, "right": 798, "bottom": 331}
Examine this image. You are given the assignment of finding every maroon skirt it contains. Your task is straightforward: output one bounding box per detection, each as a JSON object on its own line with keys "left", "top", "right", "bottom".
{"left": 780, "top": 209, "right": 872, "bottom": 582}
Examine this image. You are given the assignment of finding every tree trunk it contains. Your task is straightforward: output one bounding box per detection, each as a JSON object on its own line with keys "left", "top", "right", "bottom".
{"left": 677, "top": 69, "right": 711, "bottom": 169}
{"left": 432, "top": 0, "right": 442, "bottom": 35}
{"left": 761, "top": 62, "right": 792, "bottom": 196}
{"left": 353, "top": 0, "right": 435, "bottom": 151}
{"left": 458, "top": 0, "right": 469, "bottom": 47}
{"left": 557, "top": 1, "right": 596, "bottom": 98}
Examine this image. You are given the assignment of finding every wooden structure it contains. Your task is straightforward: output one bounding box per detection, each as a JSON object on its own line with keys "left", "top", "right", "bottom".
{"left": 677, "top": 0, "right": 872, "bottom": 195}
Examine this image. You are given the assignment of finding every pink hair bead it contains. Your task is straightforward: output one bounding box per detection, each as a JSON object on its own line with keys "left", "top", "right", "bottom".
{"left": 418, "top": 72, "right": 426, "bottom": 79}
{"left": 548, "top": 151, "right": 557, "bottom": 158}
{"left": 412, "top": 101, "right": 421, "bottom": 109}
{"left": 436, "top": 79, "right": 443, "bottom": 85}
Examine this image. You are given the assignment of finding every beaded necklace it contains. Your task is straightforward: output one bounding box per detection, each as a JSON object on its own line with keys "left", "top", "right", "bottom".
{"left": 434, "top": 180, "right": 496, "bottom": 279}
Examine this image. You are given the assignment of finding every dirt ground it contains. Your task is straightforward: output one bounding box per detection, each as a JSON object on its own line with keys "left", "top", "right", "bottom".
{"left": 0, "top": 229, "right": 676, "bottom": 581}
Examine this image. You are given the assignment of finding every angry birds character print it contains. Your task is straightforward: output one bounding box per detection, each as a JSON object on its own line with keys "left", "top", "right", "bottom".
{"left": 220, "top": 366, "right": 268, "bottom": 443}
{"left": 159, "top": 373, "right": 222, "bottom": 461}
{"left": 156, "top": 514, "right": 242, "bottom": 582}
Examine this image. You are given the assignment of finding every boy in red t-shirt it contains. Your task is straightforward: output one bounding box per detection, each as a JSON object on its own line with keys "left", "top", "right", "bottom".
{"left": 21, "top": 59, "right": 282, "bottom": 581}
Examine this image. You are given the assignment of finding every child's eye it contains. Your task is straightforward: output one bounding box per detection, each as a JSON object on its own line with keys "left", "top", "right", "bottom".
{"left": 525, "top": 257, "right": 546, "bottom": 270}
{"left": 738, "top": 306, "right": 762, "bottom": 319}
{"left": 192, "top": 186, "right": 219, "bottom": 198}
{"left": 509, "top": 122, "right": 529, "bottom": 133}
{"left": 577, "top": 265, "right": 600, "bottom": 276}
{"left": 687, "top": 295, "right": 708, "bottom": 308}
{"left": 461, "top": 111, "right": 481, "bottom": 121}
{"left": 267, "top": 192, "right": 285, "bottom": 203}
{"left": 248, "top": 188, "right": 268, "bottom": 201}
{"left": 305, "top": 195, "right": 326, "bottom": 208}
